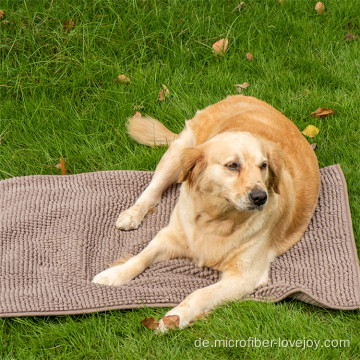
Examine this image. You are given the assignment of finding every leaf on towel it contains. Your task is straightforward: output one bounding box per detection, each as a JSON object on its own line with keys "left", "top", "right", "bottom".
{"left": 63, "top": 19, "right": 75, "bottom": 32}
{"left": 212, "top": 38, "right": 228, "bottom": 56}
{"left": 310, "top": 143, "right": 317, "bottom": 150}
{"left": 141, "top": 317, "right": 159, "bottom": 330}
{"left": 302, "top": 125, "right": 319, "bottom": 138}
{"left": 117, "top": 75, "right": 131, "bottom": 84}
{"left": 315, "top": 2, "right": 325, "bottom": 15}
{"left": 161, "top": 315, "right": 180, "bottom": 329}
{"left": 246, "top": 52, "right": 254, "bottom": 61}
{"left": 133, "top": 111, "right": 142, "bottom": 118}
{"left": 308, "top": 108, "right": 335, "bottom": 118}
{"left": 56, "top": 157, "right": 67, "bottom": 175}
{"left": 234, "top": 82, "right": 249, "bottom": 93}
{"left": 158, "top": 89, "right": 165, "bottom": 101}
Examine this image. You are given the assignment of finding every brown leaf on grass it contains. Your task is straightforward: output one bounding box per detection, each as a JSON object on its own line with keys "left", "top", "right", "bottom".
{"left": 246, "top": 52, "right": 254, "bottom": 61}
{"left": 56, "top": 157, "right": 67, "bottom": 175}
{"left": 117, "top": 75, "right": 131, "bottom": 84}
{"left": 345, "top": 33, "right": 357, "bottom": 41}
{"left": 162, "top": 84, "right": 170, "bottom": 95}
{"left": 302, "top": 125, "right": 319, "bottom": 138}
{"left": 212, "top": 38, "right": 228, "bottom": 56}
{"left": 63, "top": 19, "right": 75, "bottom": 32}
{"left": 161, "top": 315, "right": 180, "bottom": 330}
{"left": 233, "top": 2, "right": 245, "bottom": 12}
{"left": 133, "top": 105, "right": 144, "bottom": 111}
{"left": 0, "top": 10, "right": 4, "bottom": 19}
{"left": 141, "top": 317, "right": 159, "bottom": 330}
{"left": 158, "top": 89, "right": 165, "bottom": 101}
{"left": 344, "top": 21, "right": 359, "bottom": 30}
{"left": 308, "top": 107, "right": 335, "bottom": 118}
{"left": 310, "top": 143, "right": 317, "bottom": 150}
{"left": 234, "top": 82, "right": 249, "bottom": 93}
{"left": 0, "top": 131, "right": 6, "bottom": 146}
{"left": 315, "top": 2, "right": 325, "bottom": 15}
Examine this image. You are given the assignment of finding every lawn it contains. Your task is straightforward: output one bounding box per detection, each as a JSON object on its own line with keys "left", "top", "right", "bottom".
{"left": 1, "top": 0, "right": 359, "bottom": 358}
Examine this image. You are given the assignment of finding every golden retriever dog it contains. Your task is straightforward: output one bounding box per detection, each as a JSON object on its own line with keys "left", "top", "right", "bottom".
{"left": 92, "top": 95, "right": 320, "bottom": 332}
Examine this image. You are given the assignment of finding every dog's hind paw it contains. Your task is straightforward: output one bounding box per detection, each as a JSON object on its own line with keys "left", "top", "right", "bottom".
{"left": 156, "top": 315, "right": 181, "bottom": 333}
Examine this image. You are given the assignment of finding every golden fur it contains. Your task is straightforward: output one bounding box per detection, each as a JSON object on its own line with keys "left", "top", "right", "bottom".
{"left": 93, "top": 95, "right": 320, "bottom": 331}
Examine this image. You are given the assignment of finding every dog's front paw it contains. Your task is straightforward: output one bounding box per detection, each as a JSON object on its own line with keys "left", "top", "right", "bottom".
{"left": 92, "top": 265, "right": 132, "bottom": 286}
{"left": 116, "top": 205, "right": 144, "bottom": 230}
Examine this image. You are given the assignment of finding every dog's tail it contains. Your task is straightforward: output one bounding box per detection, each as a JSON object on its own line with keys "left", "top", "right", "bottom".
{"left": 126, "top": 114, "right": 179, "bottom": 147}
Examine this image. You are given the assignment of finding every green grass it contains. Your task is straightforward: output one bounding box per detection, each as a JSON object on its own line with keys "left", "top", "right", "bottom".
{"left": 1, "top": 0, "right": 360, "bottom": 358}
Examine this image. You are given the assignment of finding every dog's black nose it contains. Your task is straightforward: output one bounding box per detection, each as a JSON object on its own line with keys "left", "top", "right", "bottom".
{"left": 249, "top": 189, "right": 267, "bottom": 206}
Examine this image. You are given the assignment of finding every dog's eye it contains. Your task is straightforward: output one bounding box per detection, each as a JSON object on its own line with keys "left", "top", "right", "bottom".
{"left": 260, "top": 162, "right": 267, "bottom": 170}
{"left": 226, "top": 162, "right": 240, "bottom": 171}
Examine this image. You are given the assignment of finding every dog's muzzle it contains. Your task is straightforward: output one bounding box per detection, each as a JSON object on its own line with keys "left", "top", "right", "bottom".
{"left": 249, "top": 189, "right": 268, "bottom": 206}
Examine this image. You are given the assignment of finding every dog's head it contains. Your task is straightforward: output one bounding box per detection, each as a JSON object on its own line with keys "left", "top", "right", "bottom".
{"left": 179, "top": 131, "right": 284, "bottom": 212}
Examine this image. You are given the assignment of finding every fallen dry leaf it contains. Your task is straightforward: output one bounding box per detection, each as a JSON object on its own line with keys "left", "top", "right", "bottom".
{"left": 133, "top": 111, "right": 142, "bottom": 118}
{"left": 246, "top": 52, "right": 254, "bottom": 61}
{"left": 233, "top": 2, "right": 245, "bottom": 11}
{"left": 315, "top": 2, "right": 325, "bottom": 15}
{"left": 309, "top": 107, "right": 335, "bottom": 118}
{"left": 56, "top": 157, "right": 67, "bottom": 175}
{"left": 234, "top": 82, "right": 249, "bottom": 93}
{"left": 302, "top": 125, "right": 319, "bottom": 138}
{"left": 158, "top": 89, "right": 165, "bottom": 101}
{"left": 0, "top": 10, "right": 4, "bottom": 19}
{"left": 345, "top": 33, "right": 357, "bottom": 41}
{"left": 117, "top": 74, "right": 131, "bottom": 84}
{"left": 344, "top": 21, "right": 359, "bottom": 30}
{"left": 162, "top": 84, "right": 170, "bottom": 95}
{"left": 0, "top": 131, "right": 6, "bottom": 146}
{"left": 141, "top": 317, "right": 159, "bottom": 330}
{"left": 161, "top": 315, "right": 180, "bottom": 330}
{"left": 63, "top": 19, "right": 75, "bottom": 32}
{"left": 310, "top": 143, "right": 317, "bottom": 150}
{"left": 212, "top": 38, "right": 228, "bottom": 56}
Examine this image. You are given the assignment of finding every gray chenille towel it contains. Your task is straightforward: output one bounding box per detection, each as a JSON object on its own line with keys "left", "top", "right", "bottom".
{"left": 0, "top": 164, "right": 359, "bottom": 317}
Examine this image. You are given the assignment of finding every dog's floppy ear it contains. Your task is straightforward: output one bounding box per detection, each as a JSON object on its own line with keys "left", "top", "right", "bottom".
{"left": 178, "top": 147, "right": 206, "bottom": 186}
{"left": 267, "top": 146, "right": 285, "bottom": 195}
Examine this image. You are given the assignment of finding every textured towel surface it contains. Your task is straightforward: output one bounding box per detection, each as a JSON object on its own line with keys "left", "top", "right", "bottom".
{"left": 0, "top": 164, "right": 359, "bottom": 317}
